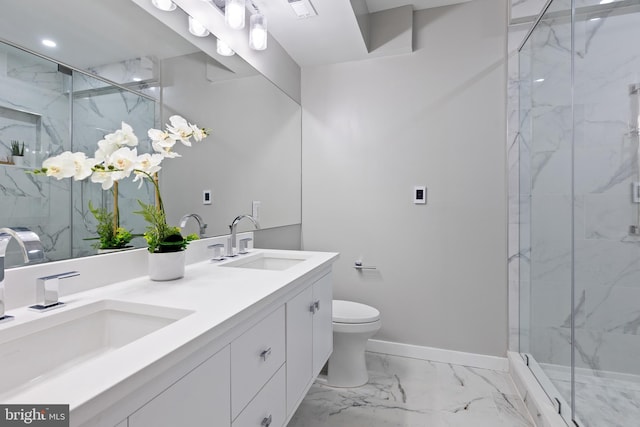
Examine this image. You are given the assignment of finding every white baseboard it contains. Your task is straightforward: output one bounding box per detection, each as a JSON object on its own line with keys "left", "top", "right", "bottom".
{"left": 366, "top": 339, "right": 509, "bottom": 372}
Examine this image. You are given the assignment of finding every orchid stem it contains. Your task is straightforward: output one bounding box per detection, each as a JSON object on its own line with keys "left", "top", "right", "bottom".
{"left": 112, "top": 181, "right": 119, "bottom": 234}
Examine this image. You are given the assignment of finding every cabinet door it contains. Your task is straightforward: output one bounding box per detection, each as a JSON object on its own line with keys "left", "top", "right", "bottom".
{"left": 312, "top": 273, "right": 333, "bottom": 376}
{"left": 285, "top": 286, "right": 313, "bottom": 415}
{"left": 129, "top": 346, "right": 231, "bottom": 427}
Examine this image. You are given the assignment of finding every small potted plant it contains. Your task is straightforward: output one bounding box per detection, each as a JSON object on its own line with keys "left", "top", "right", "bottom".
{"left": 87, "top": 201, "right": 135, "bottom": 253}
{"left": 10, "top": 140, "right": 25, "bottom": 166}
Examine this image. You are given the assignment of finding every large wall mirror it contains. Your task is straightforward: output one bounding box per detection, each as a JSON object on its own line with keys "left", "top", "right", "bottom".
{"left": 0, "top": 0, "right": 301, "bottom": 266}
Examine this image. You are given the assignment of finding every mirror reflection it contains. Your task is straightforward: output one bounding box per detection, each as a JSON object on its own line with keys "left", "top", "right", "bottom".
{"left": 0, "top": 0, "right": 301, "bottom": 266}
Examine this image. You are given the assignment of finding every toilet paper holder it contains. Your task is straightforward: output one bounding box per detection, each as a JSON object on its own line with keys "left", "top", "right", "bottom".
{"left": 353, "top": 260, "right": 376, "bottom": 270}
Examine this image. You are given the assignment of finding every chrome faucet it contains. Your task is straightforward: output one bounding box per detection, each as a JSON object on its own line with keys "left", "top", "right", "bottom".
{"left": 29, "top": 271, "right": 80, "bottom": 312}
{"left": 0, "top": 227, "right": 45, "bottom": 323}
{"left": 226, "top": 215, "right": 260, "bottom": 257}
{"left": 179, "top": 213, "right": 207, "bottom": 238}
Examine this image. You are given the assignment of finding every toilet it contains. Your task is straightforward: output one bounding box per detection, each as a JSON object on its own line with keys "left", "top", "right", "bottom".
{"left": 327, "top": 299, "right": 381, "bottom": 388}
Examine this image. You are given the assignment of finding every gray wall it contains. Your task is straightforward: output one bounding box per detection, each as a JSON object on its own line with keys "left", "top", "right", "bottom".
{"left": 301, "top": 0, "right": 508, "bottom": 356}
{"left": 160, "top": 52, "right": 302, "bottom": 238}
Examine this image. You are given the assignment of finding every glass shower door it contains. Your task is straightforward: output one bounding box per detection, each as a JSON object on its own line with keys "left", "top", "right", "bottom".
{"left": 572, "top": 1, "right": 640, "bottom": 425}
{"left": 519, "top": 0, "right": 575, "bottom": 423}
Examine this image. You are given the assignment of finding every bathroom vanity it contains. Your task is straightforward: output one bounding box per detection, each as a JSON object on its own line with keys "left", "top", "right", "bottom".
{"left": 0, "top": 249, "right": 338, "bottom": 427}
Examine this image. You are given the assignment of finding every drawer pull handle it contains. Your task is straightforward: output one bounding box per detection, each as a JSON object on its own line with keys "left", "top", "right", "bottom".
{"left": 314, "top": 300, "right": 320, "bottom": 312}
{"left": 260, "top": 347, "right": 272, "bottom": 361}
{"left": 261, "top": 415, "right": 272, "bottom": 427}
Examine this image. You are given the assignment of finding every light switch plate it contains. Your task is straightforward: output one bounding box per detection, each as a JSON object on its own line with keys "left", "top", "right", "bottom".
{"left": 252, "top": 201, "right": 261, "bottom": 221}
{"left": 203, "top": 190, "right": 212, "bottom": 205}
{"left": 414, "top": 186, "right": 426, "bottom": 204}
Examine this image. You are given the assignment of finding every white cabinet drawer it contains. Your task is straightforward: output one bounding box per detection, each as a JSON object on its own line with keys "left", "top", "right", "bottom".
{"left": 231, "top": 305, "right": 285, "bottom": 419}
{"left": 129, "top": 345, "right": 231, "bottom": 427}
{"left": 233, "top": 364, "right": 286, "bottom": 427}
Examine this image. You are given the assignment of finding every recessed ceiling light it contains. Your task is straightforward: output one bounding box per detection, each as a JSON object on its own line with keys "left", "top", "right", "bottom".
{"left": 534, "top": 78, "right": 545, "bottom": 83}
{"left": 188, "top": 16, "right": 210, "bottom": 37}
{"left": 42, "top": 39, "right": 57, "bottom": 48}
{"left": 217, "top": 39, "right": 235, "bottom": 56}
{"left": 151, "top": 0, "right": 176, "bottom": 11}
{"left": 132, "top": 77, "right": 142, "bottom": 82}
{"left": 599, "top": 0, "right": 614, "bottom": 4}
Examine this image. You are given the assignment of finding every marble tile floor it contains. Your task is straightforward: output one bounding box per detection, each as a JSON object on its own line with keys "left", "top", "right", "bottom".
{"left": 288, "top": 352, "right": 534, "bottom": 427}
{"left": 550, "top": 370, "right": 640, "bottom": 427}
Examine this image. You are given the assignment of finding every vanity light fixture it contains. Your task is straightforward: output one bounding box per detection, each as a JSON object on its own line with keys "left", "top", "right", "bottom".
{"left": 188, "top": 16, "right": 210, "bottom": 37}
{"left": 151, "top": 0, "right": 177, "bottom": 11}
{"left": 42, "top": 39, "right": 57, "bottom": 48}
{"left": 216, "top": 38, "right": 235, "bottom": 56}
{"left": 225, "top": 0, "right": 246, "bottom": 29}
{"left": 249, "top": 12, "right": 267, "bottom": 51}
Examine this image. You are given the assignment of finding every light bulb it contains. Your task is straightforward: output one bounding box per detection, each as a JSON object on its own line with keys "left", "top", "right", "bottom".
{"left": 249, "top": 13, "right": 267, "bottom": 51}
{"left": 151, "top": 0, "right": 176, "bottom": 11}
{"left": 225, "top": 0, "right": 246, "bottom": 30}
{"left": 217, "top": 39, "right": 235, "bottom": 56}
{"left": 189, "top": 16, "right": 210, "bottom": 37}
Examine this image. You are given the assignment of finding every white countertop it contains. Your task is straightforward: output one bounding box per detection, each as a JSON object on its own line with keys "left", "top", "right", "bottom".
{"left": 0, "top": 248, "right": 338, "bottom": 424}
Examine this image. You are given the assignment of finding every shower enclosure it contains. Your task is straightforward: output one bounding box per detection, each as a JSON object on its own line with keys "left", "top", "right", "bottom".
{"left": 518, "top": 0, "right": 640, "bottom": 425}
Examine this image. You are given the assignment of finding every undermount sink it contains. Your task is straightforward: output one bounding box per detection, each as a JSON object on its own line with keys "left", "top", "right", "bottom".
{"left": 0, "top": 299, "right": 193, "bottom": 396}
{"left": 221, "top": 253, "right": 308, "bottom": 271}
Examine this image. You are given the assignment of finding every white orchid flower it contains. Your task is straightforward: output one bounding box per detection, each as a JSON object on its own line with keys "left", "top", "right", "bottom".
{"left": 166, "top": 115, "right": 194, "bottom": 146}
{"left": 72, "top": 152, "right": 97, "bottom": 181}
{"left": 95, "top": 137, "right": 120, "bottom": 162}
{"left": 42, "top": 151, "right": 77, "bottom": 180}
{"left": 132, "top": 153, "right": 163, "bottom": 188}
{"left": 190, "top": 124, "right": 206, "bottom": 142}
{"left": 148, "top": 128, "right": 175, "bottom": 144}
{"left": 104, "top": 122, "right": 139, "bottom": 148}
{"left": 152, "top": 141, "right": 181, "bottom": 158}
{"left": 107, "top": 147, "right": 138, "bottom": 177}
{"left": 90, "top": 169, "right": 117, "bottom": 190}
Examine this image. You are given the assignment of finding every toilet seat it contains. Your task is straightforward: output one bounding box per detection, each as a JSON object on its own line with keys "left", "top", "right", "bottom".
{"left": 332, "top": 300, "right": 380, "bottom": 324}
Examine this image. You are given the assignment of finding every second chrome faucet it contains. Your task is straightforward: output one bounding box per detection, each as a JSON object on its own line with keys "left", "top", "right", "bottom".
{"left": 226, "top": 215, "right": 260, "bottom": 257}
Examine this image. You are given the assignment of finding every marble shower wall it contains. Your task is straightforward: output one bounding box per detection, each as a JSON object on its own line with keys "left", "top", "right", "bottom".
{"left": 0, "top": 44, "right": 73, "bottom": 263}
{"left": 510, "top": 0, "right": 640, "bottom": 376}
{"left": 0, "top": 41, "right": 157, "bottom": 263}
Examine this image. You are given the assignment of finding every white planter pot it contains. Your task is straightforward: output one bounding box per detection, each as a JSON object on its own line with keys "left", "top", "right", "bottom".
{"left": 148, "top": 251, "right": 186, "bottom": 281}
{"left": 12, "top": 156, "right": 25, "bottom": 167}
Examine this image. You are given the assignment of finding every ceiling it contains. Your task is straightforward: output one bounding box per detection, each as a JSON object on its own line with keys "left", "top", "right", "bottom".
{"left": 260, "top": 0, "right": 473, "bottom": 67}
{"left": 0, "top": 0, "right": 471, "bottom": 73}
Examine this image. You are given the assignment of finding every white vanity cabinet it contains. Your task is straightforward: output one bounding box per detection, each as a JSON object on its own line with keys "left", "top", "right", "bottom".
{"left": 128, "top": 345, "right": 231, "bottom": 427}
{"left": 83, "top": 262, "right": 336, "bottom": 427}
{"left": 285, "top": 272, "right": 333, "bottom": 416}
